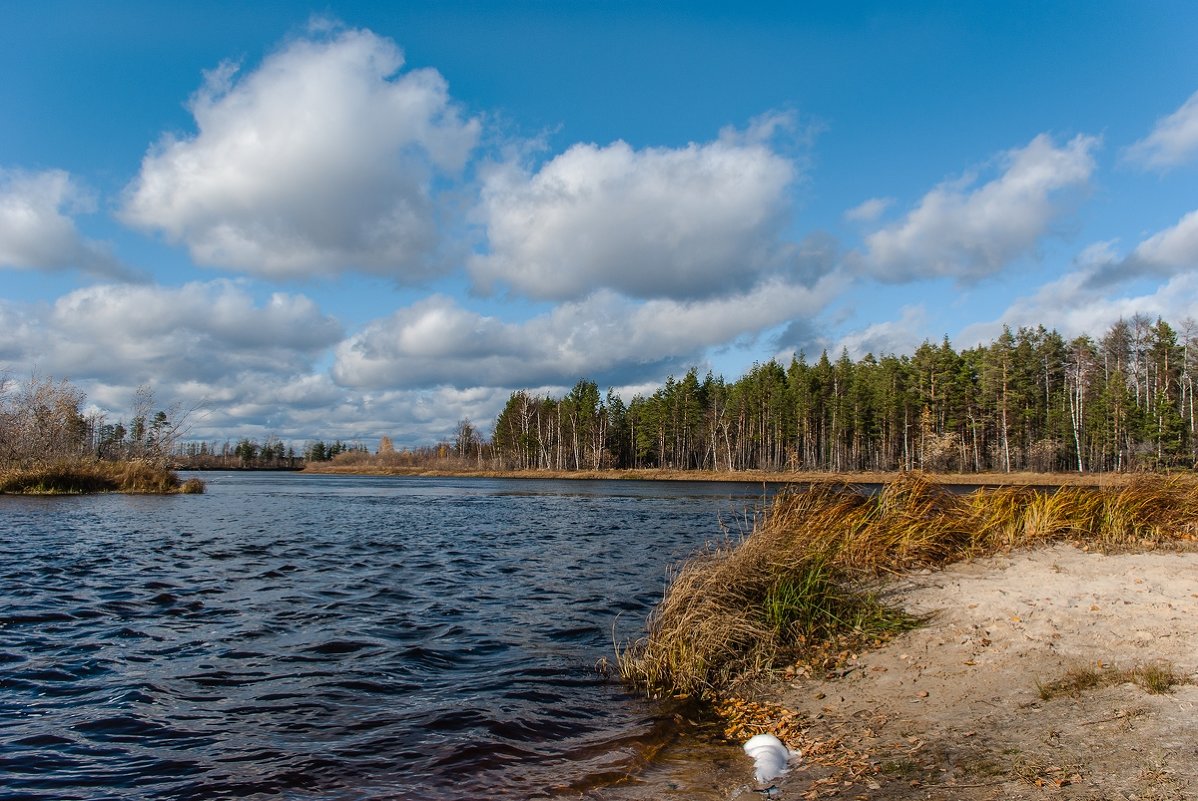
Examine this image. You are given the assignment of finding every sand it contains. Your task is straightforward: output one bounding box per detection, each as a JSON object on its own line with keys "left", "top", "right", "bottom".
{"left": 767, "top": 544, "right": 1198, "bottom": 800}
{"left": 591, "top": 544, "right": 1198, "bottom": 800}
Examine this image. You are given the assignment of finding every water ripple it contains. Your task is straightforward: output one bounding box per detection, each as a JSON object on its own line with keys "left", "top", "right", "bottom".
{"left": 0, "top": 473, "right": 768, "bottom": 799}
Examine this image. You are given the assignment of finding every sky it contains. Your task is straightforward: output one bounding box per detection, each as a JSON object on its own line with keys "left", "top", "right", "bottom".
{"left": 2, "top": 1, "right": 1198, "bottom": 448}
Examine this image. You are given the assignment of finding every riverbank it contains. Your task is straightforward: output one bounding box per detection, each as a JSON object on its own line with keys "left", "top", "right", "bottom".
{"left": 302, "top": 464, "right": 1159, "bottom": 487}
{"left": 716, "top": 544, "right": 1198, "bottom": 800}
{"left": 617, "top": 476, "right": 1197, "bottom": 699}
{"left": 605, "top": 475, "right": 1198, "bottom": 799}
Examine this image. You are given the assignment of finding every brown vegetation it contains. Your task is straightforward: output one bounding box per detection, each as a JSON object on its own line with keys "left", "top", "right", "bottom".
{"left": 0, "top": 373, "right": 202, "bottom": 495}
{"left": 304, "top": 459, "right": 1156, "bottom": 487}
{"left": 1037, "top": 660, "right": 1190, "bottom": 700}
{"left": 0, "top": 460, "right": 204, "bottom": 495}
{"left": 312, "top": 446, "right": 480, "bottom": 473}
{"left": 616, "top": 473, "right": 1198, "bottom": 701}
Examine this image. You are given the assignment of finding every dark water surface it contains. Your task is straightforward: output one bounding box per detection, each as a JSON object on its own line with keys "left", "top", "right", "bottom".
{"left": 0, "top": 473, "right": 773, "bottom": 800}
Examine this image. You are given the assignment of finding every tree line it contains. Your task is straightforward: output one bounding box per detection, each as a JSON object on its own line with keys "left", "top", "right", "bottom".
{"left": 491, "top": 315, "right": 1198, "bottom": 474}
{"left": 172, "top": 438, "right": 367, "bottom": 469}
{"left": 15, "top": 313, "right": 1189, "bottom": 478}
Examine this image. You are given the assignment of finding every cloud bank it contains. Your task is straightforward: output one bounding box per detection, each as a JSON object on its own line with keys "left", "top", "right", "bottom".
{"left": 4, "top": 280, "right": 341, "bottom": 388}
{"left": 333, "top": 275, "right": 841, "bottom": 391}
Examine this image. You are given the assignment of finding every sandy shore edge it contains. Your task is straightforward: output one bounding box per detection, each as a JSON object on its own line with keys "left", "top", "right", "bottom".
{"left": 595, "top": 544, "right": 1198, "bottom": 800}
{"left": 760, "top": 544, "right": 1198, "bottom": 800}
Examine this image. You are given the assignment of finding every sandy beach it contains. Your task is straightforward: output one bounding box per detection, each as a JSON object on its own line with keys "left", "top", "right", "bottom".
{"left": 761, "top": 544, "right": 1198, "bottom": 799}
{"left": 596, "top": 544, "right": 1198, "bottom": 800}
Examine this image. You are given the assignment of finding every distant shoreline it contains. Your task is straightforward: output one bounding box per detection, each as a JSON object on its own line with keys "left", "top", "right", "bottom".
{"left": 174, "top": 465, "right": 304, "bottom": 472}
{"left": 299, "top": 465, "right": 1155, "bottom": 487}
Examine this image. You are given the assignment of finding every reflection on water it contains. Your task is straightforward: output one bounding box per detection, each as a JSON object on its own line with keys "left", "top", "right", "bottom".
{"left": 0, "top": 473, "right": 775, "bottom": 800}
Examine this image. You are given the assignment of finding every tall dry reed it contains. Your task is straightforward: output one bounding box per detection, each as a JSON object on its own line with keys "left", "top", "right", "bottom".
{"left": 0, "top": 460, "right": 203, "bottom": 494}
{"left": 618, "top": 472, "right": 1198, "bottom": 700}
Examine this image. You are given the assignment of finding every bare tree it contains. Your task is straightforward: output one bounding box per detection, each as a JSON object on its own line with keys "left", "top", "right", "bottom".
{"left": 0, "top": 372, "right": 90, "bottom": 468}
{"left": 124, "top": 385, "right": 192, "bottom": 465}
{"left": 454, "top": 418, "right": 479, "bottom": 461}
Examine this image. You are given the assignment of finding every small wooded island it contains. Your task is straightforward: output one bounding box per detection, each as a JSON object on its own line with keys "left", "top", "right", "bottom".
{"left": 0, "top": 374, "right": 202, "bottom": 495}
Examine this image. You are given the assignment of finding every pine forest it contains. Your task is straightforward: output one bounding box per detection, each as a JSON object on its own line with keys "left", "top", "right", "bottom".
{"left": 490, "top": 316, "right": 1198, "bottom": 474}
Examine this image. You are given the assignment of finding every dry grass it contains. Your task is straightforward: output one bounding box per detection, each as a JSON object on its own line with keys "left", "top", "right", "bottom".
{"left": 618, "top": 472, "right": 1198, "bottom": 701}
{"left": 306, "top": 463, "right": 1150, "bottom": 486}
{"left": 1037, "top": 661, "right": 1191, "bottom": 700}
{"left": 0, "top": 460, "right": 204, "bottom": 494}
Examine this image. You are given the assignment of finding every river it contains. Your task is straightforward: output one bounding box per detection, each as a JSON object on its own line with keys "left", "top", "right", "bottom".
{"left": 0, "top": 472, "right": 778, "bottom": 800}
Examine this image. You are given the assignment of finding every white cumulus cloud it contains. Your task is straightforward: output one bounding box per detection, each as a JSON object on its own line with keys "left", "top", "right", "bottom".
{"left": 333, "top": 275, "right": 841, "bottom": 390}
{"left": 470, "top": 127, "right": 801, "bottom": 301}
{"left": 959, "top": 268, "right": 1198, "bottom": 348}
{"left": 1124, "top": 89, "right": 1198, "bottom": 170}
{"left": 1083, "top": 210, "right": 1198, "bottom": 288}
{"left": 834, "top": 305, "right": 929, "bottom": 359}
{"left": 862, "top": 133, "right": 1098, "bottom": 282}
{"left": 6, "top": 281, "right": 342, "bottom": 386}
{"left": 843, "top": 197, "right": 893, "bottom": 223}
{"left": 120, "top": 25, "right": 480, "bottom": 280}
{"left": 0, "top": 168, "right": 136, "bottom": 280}
{"left": 1130, "top": 208, "right": 1198, "bottom": 270}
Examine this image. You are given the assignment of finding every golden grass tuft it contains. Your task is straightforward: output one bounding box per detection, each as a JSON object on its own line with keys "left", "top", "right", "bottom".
{"left": 1037, "top": 660, "right": 1191, "bottom": 700}
{"left": 619, "top": 472, "right": 1198, "bottom": 701}
{"left": 0, "top": 460, "right": 204, "bottom": 495}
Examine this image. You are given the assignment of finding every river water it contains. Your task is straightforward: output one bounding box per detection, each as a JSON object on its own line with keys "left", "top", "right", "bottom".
{"left": 0, "top": 472, "right": 775, "bottom": 800}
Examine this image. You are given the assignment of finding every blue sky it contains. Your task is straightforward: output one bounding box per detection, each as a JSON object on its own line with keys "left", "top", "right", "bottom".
{"left": 2, "top": 1, "right": 1198, "bottom": 447}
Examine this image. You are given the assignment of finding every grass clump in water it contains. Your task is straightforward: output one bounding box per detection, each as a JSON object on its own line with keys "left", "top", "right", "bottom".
{"left": 618, "top": 473, "right": 1198, "bottom": 701}
{"left": 0, "top": 461, "right": 204, "bottom": 495}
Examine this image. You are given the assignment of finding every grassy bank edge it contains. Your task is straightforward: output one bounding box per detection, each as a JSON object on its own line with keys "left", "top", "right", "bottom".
{"left": 303, "top": 464, "right": 1163, "bottom": 487}
{"left": 616, "top": 473, "right": 1198, "bottom": 706}
{"left": 0, "top": 461, "right": 205, "bottom": 495}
